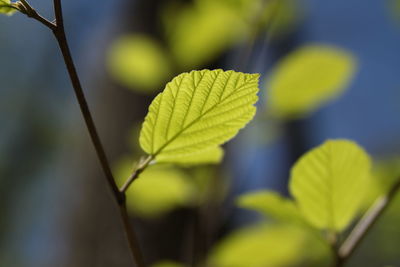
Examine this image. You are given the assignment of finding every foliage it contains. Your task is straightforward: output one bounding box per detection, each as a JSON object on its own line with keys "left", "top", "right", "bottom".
{"left": 238, "top": 140, "right": 372, "bottom": 232}
{"left": 266, "top": 45, "right": 357, "bottom": 119}
{"left": 165, "top": 0, "right": 247, "bottom": 68}
{"left": 237, "top": 190, "right": 304, "bottom": 224}
{"left": 208, "top": 223, "right": 328, "bottom": 267}
{"left": 362, "top": 158, "right": 400, "bottom": 210}
{"left": 115, "top": 159, "right": 194, "bottom": 218}
{"left": 155, "top": 146, "right": 224, "bottom": 165}
{"left": 388, "top": 0, "right": 400, "bottom": 22}
{"left": 114, "top": 157, "right": 225, "bottom": 218}
{"left": 3, "top": 2, "right": 400, "bottom": 267}
{"left": 0, "top": 0, "right": 16, "bottom": 15}
{"left": 139, "top": 69, "right": 259, "bottom": 164}
{"left": 107, "top": 0, "right": 301, "bottom": 92}
{"left": 290, "top": 140, "right": 371, "bottom": 231}
{"left": 107, "top": 34, "right": 171, "bottom": 92}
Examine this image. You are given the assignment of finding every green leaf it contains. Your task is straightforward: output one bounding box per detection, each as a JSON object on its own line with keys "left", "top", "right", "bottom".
{"left": 107, "top": 34, "right": 171, "bottom": 92}
{"left": 0, "top": 0, "right": 16, "bottom": 15}
{"left": 267, "top": 45, "right": 357, "bottom": 119}
{"left": 361, "top": 158, "right": 400, "bottom": 211}
{"left": 139, "top": 69, "right": 259, "bottom": 164}
{"left": 237, "top": 190, "right": 303, "bottom": 223}
{"left": 156, "top": 146, "right": 224, "bottom": 165}
{"left": 208, "top": 224, "right": 309, "bottom": 267}
{"left": 114, "top": 159, "right": 194, "bottom": 218}
{"left": 165, "top": 1, "right": 247, "bottom": 68}
{"left": 289, "top": 139, "right": 372, "bottom": 231}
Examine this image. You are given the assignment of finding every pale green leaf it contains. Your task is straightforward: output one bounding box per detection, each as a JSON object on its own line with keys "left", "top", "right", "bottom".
{"left": 107, "top": 34, "right": 171, "bottom": 92}
{"left": 237, "top": 190, "right": 303, "bottom": 223}
{"left": 156, "top": 146, "right": 224, "bottom": 165}
{"left": 208, "top": 224, "right": 308, "bottom": 267}
{"left": 289, "top": 139, "right": 372, "bottom": 231}
{"left": 361, "top": 158, "right": 400, "bottom": 211}
{"left": 114, "top": 159, "right": 194, "bottom": 218}
{"left": 126, "top": 166, "right": 194, "bottom": 218}
{"left": 165, "top": 1, "right": 248, "bottom": 68}
{"left": 139, "top": 69, "right": 259, "bottom": 164}
{"left": 267, "top": 45, "right": 357, "bottom": 119}
{"left": 0, "top": 0, "right": 16, "bottom": 15}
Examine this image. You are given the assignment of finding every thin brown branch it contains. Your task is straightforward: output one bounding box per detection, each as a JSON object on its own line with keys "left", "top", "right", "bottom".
{"left": 120, "top": 156, "right": 154, "bottom": 193}
{"left": 51, "top": 0, "right": 122, "bottom": 204}
{"left": 51, "top": 0, "right": 145, "bottom": 266}
{"left": 337, "top": 178, "right": 400, "bottom": 265}
{"left": 15, "top": 0, "right": 56, "bottom": 30}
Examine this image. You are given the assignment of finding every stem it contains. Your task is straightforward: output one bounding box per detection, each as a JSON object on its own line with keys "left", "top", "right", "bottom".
{"left": 51, "top": 1, "right": 122, "bottom": 204}
{"left": 16, "top": 0, "right": 56, "bottom": 30}
{"left": 337, "top": 178, "right": 400, "bottom": 265}
{"left": 51, "top": 0, "right": 145, "bottom": 266}
{"left": 120, "top": 156, "right": 154, "bottom": 193}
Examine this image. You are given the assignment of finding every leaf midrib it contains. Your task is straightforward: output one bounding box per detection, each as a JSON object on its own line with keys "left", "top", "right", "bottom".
{"left": 152, "top": 74, "right": 255, "bottom": 156}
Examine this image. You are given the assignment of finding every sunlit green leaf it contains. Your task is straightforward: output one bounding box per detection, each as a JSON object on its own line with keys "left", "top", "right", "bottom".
{"left": 114, "top": 159, "right": 194, "bottom": 218}
{"left": 139, "top": 69, "right": 259, "bottom": 164}
{"left": 289, "top": 139, "right": 371, "bottom": 231}
{"left": 237, "top": 190, "right": 303, "bottom": 223}
{"left": 164, "top": 0, "right": 301, "bottom": 68}
{"left": 156, "top": 146, "right": 224, "bottom": 165}
{"left": 107, "top": 34, "right": 171, "bottom": 92}
{"left": 0, "top": 0, "right": 16, "bottom": 15}
{"left": 267, "top": 45, "right": 357, "bottom": 119}
{"left": 361, "top": 158, "right": 400, "bottom": 210}
{"left": 165, "top": 1, "right": 247, "bottom": 68}
{"left": 208, "top": 224, "right": 309, "bottom": 267}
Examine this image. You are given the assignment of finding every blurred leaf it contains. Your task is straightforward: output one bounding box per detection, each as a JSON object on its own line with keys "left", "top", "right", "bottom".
{"left": 156, "top": 146, "right": 224, "bottom": 165}
{"left": 208, "top": 224, "right": 309, "bottom": 267}
{"left": 387, "top": 0, "right": 400, "bottom": 22}
{"left": 0, "top": 0, "right": 15, "bottom": 15}
{"left": 164, "top": 0, "right": 301, "bottom": 68}
{"left": 151, "top": 260, "right": 186, "bottom": 267}
{"left": 139, "top": 69, "right": 259, "bottom": 165}
{"left": 165, "top": 1, "right": 248, "bottom": 68}
{"left": 289, "top": 139, "right": 372, "bottom": 231}
{"left": 107, "top": 34, "right": 171, "bottom": 92}
{"left": 190, "top": 165, "right": 230, "bottom": 205}
{"left": 361, "top": 158, "right": 400, "bottom": 210}
{"left": 114, "top": 159, "right": 194, "bottom": 218}
{"left": 267, "top": 45, "right": 357, "bottom": 119}
{"left": 237, "top": 190, "right": 304, "bottom": 223}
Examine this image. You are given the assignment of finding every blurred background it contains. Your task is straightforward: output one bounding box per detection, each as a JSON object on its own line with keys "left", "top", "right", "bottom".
{"left": 1, "top": 0, "right": 400, "bottom": 266}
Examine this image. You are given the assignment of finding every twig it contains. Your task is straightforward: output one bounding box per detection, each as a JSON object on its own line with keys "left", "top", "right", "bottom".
{"left": 51, "top": 0, "right": 145, "bottom": 266}
{"left": 51, "top": 0, "right": 123, "bottom": 205}
{"left": 337, "top": 178, "right": 400, "bottom": 266}
{"left": 120, "top": 156, "right": 154, "bottom": 193}
{"left": 14, "top": 0, "right": 56, "bottom": 30}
